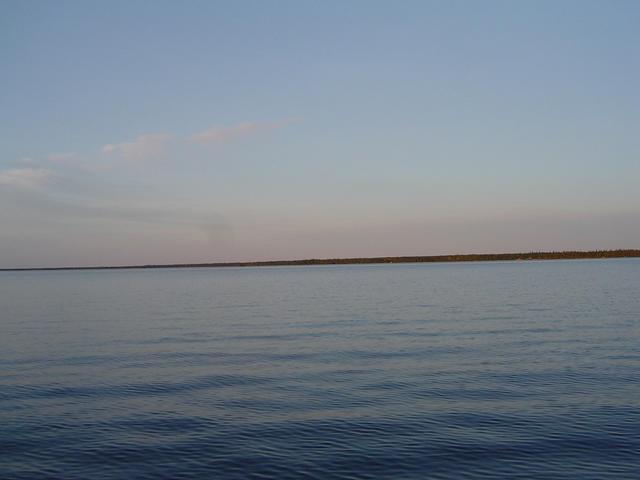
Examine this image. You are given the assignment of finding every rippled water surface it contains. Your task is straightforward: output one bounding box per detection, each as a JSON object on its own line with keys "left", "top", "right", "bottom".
{"left": 1, "top": 260, "right": 639, "bottom": 479}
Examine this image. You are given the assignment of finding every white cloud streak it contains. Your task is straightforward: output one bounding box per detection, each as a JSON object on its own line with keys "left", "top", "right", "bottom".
{"left": 0, "top": 168, "right": 56, "bottom": 188}
{"left": 12, "top": 119, "right": 288, "bottom": 180}
{"left": 101, "top": 133, "right": 174, "bottom": 162}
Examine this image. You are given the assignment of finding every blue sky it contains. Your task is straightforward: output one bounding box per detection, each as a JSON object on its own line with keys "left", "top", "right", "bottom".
{"left": 1, "top": 0, "right": 639, "bottom": 267}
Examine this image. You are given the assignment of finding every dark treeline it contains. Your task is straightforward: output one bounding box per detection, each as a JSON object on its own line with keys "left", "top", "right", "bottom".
{"left": 2, "top": 249, "right": 639, "bottom": 271}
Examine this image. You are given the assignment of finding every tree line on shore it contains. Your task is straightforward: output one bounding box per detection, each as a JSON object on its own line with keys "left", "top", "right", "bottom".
{"left": 4, "top": 249, "right": 639, "bottom": 271}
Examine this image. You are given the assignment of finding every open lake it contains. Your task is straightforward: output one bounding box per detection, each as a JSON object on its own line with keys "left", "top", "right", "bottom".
{"left": 1, "top": 259, "right": 639, "bottom": 479}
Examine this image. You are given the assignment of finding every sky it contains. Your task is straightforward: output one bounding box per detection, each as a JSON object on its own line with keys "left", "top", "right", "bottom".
{"left": 1, "top": 0, "right": 639, "bottom": 268}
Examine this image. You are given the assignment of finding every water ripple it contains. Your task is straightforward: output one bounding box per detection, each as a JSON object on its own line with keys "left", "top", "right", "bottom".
{"left": 2, "top": 260, "right": 639, "bottom": 479}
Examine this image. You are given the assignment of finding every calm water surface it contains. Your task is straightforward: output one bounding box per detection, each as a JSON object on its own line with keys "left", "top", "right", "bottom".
{"left": 1, "top": 260, "right": 639, "bottom": 479}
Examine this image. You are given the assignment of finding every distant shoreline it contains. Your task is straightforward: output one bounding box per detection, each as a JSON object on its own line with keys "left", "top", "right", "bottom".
{"left": 1, "top": 249, "right": 639, "bottom": 272}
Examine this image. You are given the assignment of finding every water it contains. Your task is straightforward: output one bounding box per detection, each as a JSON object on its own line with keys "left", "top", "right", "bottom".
{"left": 1, "top": 259, "right": 639, "bottom": 479}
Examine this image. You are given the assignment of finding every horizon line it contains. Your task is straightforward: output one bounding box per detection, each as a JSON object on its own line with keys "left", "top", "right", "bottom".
{"left": 1, "top": 249, "right": 639, "bottom": 272}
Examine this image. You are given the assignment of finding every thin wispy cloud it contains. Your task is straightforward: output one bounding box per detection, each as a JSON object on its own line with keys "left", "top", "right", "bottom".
{"left": 0, "top": 182, "right": 231, "bottom": 237}
{"left": 16, "top": 157, "right": 36, "bottom": 166}
{"left": 47, "top": 152, "right": 76, "bottom": 164}
{"left": 12, "top": 119, "right": 289, "bottom": 181}
{"left": 101, "top": 133, "right": 174, "bottom": 163}
{"left": 188, "top": 121, "right": 285, "bottom": 145}
{"left": 0, "top": 168, "right": 56, "bottom": 189}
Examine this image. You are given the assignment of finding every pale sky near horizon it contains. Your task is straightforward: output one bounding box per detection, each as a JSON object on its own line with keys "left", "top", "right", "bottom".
{"left": 1, "top": 0, "right": 639, "bottom": 268}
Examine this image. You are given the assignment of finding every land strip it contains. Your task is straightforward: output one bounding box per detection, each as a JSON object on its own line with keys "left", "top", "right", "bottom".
{"left": 2, "top": 249, "right": 639, "bottom": 271}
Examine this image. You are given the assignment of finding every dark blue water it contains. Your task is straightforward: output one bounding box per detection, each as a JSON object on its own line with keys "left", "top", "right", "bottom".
{"left": 1, "top": 260, "right": 639, "bottom": 479}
